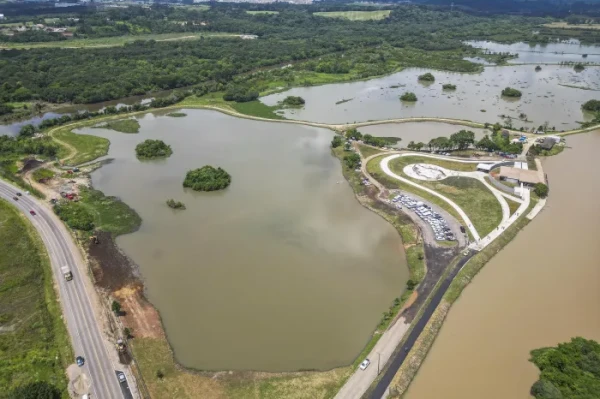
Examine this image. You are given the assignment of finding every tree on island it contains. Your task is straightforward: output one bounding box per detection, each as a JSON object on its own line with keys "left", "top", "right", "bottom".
{"left": 533, "top": 183, "right": 549, "bottom": 198}
{"left": 183, "top": 166, "right": 231, "bottom": 191}
{"left": 582, "top": 100, "right": 600, "bottom": 112}
{"left": 281, "top": 96, "right": 305, "bottom": 107}
{"left": 574, "top": 63, "right": 585, "bottom": 72}
{"left": 166, "top": 199, "right": 186, "bottom": 209}
{"left": 502, "top": 87, "right": 522, "bottom": 98}
{"left": 135, "top": 139, "right": 172, "bottom": 159}
{"left": 400, "top": 92, "right": 417, "bottom": 102}
{"left": 529, "top": 337, "right": 600, "bottom": 399}
{"left": 418, "top": 72, "right": 435, "bottom": 82}
{"left": 442, "top": 83, "right": 456, "bottom": 90}
{"left": 535, "top": 65, "right": 542, "bottom": 71}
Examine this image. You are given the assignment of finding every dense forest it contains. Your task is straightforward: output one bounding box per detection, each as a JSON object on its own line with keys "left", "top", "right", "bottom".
{"left": 0, "top": 4, "right": 554, "bottom": 104}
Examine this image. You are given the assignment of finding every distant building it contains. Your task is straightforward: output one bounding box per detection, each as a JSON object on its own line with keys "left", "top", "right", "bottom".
{"left": 538, "top": 137, "right": 555, "bottom": 151}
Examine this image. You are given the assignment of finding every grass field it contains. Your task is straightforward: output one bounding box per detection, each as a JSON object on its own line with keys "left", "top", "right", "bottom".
{"left": 95, "top": 119, "right": 140, "bottom": 134}
{"left": 357, "top": 144, "right": 386, "bottom": 158}
{"left": 313, "top": 10, "right": 391, "bottom": 21}
{"left": 230, "top": 101, "right": 285, "bottom": 120}
{"left": 78, "top": 186, "right": 141, "bottom": 236}
{"left": 388, "top": 155, "right": 477, "bottom": 173}
{"left": 53, "top": 126, "right": 110, "bottom": 166}
{"left": 0, "top": 199, "right": 71, "bottom": 396}
{"left": 246, "top": 10, "right": 279, "bottom": 15}
{"left": 506, "top": 197, "right": 521, "bottom": 216}
{"left": 0, "top": 32, "right": 238, "bottom": 49}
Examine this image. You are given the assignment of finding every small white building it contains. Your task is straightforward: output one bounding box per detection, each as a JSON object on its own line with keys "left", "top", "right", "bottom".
{"left": 476, "top": 163, "right": 493, "bottom": 173}
{"left": 0, "top": 14, "right": 5, "bottom": 20}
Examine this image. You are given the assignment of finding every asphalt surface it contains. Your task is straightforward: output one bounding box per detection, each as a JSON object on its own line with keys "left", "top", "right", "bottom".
{"left": 369, "top": 250, "right": 476, "bottom": 399}
{"left": 0, "top": 179, "right": 124, "bottom": 399}
{"left": 116, "top": 370, "right": 134, "bottom": 399}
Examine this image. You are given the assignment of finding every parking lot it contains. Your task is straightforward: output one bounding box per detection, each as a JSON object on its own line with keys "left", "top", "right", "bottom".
{"left": 391, "top": 194, "right": 456, "bottom": 242}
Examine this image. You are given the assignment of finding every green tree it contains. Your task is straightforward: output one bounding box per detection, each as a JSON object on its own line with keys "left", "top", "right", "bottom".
{"left": 534, "top": 183, "right": 549, "bottom": 198}
{"left": 418, "top": 72, "right": 435, "bottom": 82}
{"left": 135, "top": 139, "right": 173, "bottom": 159}
{"left": 400, "top": 92, "right": 417, "bottom": 102}
{"left": 501, "top": 87, "right": 522, "bottom": 98}
{"left": 530, "top": 380, "right": 563, "bottom": 399}
{"left": 582, "top": 100, "right": 600, "bottom": 112}
{"left": 535, "top": 65, "right": 542, "bottom": 71}
{"left": 123, "top": 327, "right": 133, "bottom": 339}
{"left": 112, "top": 300, "right": 122, "bottom": 315}
{"left": 183, "top": 166, "right": 232, "bottom": 191}
{"left": 331, "top": 135, "right": 344, "bottom": 148}
{"left": 442, "top": 83, "right": 456, "bottom": 90}
{"left": 345, "top": 128, "right": 362, "bottom": 140}
{"left": 19, "top": 124, "right": 36, "bottom": 138}
{"left": 281, "top": 96, "right": 305, "bottom": 107}
{"left": 8, "top": 382, "right": 61, "bottom": 399}
{"left": 343, "top": 153, "right": 361, "bottom": 169}
{"left": 449, "top": 130, "right": 475, "bottom": 150}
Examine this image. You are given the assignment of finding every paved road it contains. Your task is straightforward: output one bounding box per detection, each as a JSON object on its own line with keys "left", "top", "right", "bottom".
{"left": 0, "top": 179, "right": 123, "bottom": 399}
{"left": 369, "top": 251, "right": 476, "bottom": 399}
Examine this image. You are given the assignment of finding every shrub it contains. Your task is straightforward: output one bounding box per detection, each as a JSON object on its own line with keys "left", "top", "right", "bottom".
{"left": 166, "top": 199, "right": 186, "bottom": 209}
{"left": 535, "top": 65, "right": 542, "bottom": 71}
{"left": 574, "top": 63, "right": 585, "bottom": 71}
{"left": 343, "top": 153, "right": 361, "bottom": 169}
{"left": 53, "top": 202, "right": 94, "bottom": 231}
{"left": 331, "top": 135, "right": 344, "bottom": 148}
{"left": 418, "top": 72, "right": 435, "bottom": 82}
{"left": 281, "top": 96, "right": 305, "bottom": 107}
{"left": 223, "top": 86, "right": 259, "bottom": 102}
{"left": 183, "top": 166, "right": 231, "bottom": 191}
{"left": 534, "top": 183, "right": 549, "bottom": 198}
{"left": 400, "top": 92, "right": 417, "bottom": 102}
{"left": 442, "top": 83, "right": 456, "bottom": 90}
{"left": 582, "top": 100, "right": 600, "bottom": 112}
{"left": 501, "top": 87, "right": 522, "bottom": 97}
{"left": 32, "top": 168, "right": 55, "bottom": 182}
{"left": 9, "top": 382, "right": 61, "bottom": 399}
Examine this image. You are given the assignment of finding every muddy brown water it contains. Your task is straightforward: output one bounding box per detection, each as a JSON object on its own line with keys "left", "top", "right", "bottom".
{"left": 405, "top": 131, "right": 600, "bottom": 399}
{"left": 76, "top": 109, "right": 407, "bottom": 371}
{"left": 261, "top": 65, "right": 599, "bottom": 129}
{"left": 465, "top": 40, "right": 600, "bottom": 64}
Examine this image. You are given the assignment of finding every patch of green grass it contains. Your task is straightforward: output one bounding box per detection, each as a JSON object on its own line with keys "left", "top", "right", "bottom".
{"left": 78, "top": 186, "right": 141, "bottom": 237}
{"left": 230, "top": 101, "right": 285, "bottom": 120}
{"left": 506, "top": 197, "right": 521, "bottom": 216}
{"left": 313, "top": 10, "right": 391, "bottom": 21}
{"left": 95, "top": 119, "right": 140, "bottom": 134}
{"left": 53, "top": 127, "right": 110, "bottom": 166}
{"left": 0, "top": 32, "right": 237, "bottom": 49}
{"left": 32, "top": 167, "right": 55, "bottom": 182}
{"left": 246, "top": 10, "right": 279, "bottom": 15}
{"left": 166, "top": 112, "right": 187, "bottom": 118}
{"left": 358, "top": 144, "right": 386, "bottom": 159}
{"left": 0, "top": 199, "right": 71, "bottom": 396}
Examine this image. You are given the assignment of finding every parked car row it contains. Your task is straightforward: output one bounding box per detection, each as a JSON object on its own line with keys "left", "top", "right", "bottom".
{"left": 391, "top": 194, "right": 456, "bottom": 241}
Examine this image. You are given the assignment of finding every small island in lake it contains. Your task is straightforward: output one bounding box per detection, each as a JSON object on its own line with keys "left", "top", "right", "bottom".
{"left": 501, "top": 87, "right": 522, "bottom": 98}
{"left": 281, "top": 96, "right": 306, "bottom": 107}
{"left": 135, "top": 139, "right": 173, "bottom": 159}
{"left": 418, "top": 72, "right": 435, "bottom": 82}
{"left": 582, "top": 99, "right": 600, "bottom": 112}
{"left": 442, "top": 83, "right": 456, "bottom": 90}
{"left": 166, "top": 199, "right": 186, "bottom": 210}
{"left": 400, "top": 92, "right": 418, "bottom": 102}
{"left": 183, "top": 166, "right": 231, "bottom": 191}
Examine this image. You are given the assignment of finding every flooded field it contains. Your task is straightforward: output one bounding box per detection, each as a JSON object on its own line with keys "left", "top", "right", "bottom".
{"left": 359, "top": 122, "right": 490, "bottom": 147}
{"left": 466, "top": 39, "right": 600, "bottom": 64}
{"left": 405, "top": 131, "right": 600, "bottom": 399}
{"left": 77, "top": 109, "right": 407, "bottom": 371}
{"left": 262, "top": 65, "right": 599, "bottom": 129}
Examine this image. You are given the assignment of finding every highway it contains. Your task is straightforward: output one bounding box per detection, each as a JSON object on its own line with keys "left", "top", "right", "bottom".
{"left": 0, "top": 179, "right": 124, "bottom": 399}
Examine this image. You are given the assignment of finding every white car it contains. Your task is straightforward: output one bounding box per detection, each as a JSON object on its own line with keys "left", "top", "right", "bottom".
{"left": 359, "top": 359, "right": 371, "bottom": 370}
{"left": 117, "top": 372, "right": 127, "bottom": 383}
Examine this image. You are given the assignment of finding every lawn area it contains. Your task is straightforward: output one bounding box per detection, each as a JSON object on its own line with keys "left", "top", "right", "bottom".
{"left": 388, "top": 155, "right": 477, "bottom": 173}
{"left": 358, "top": 144, "right": 387, "bottom": 159}
{"left": 246, "top": 10, "right": 279, "bottom": 15}
{"left": 313, "top": 10, "right": 391, "bottom": 21}
{"left": 506, "top": 197, "right": 521, "bottom": 216}
{"left": 78, "top": 186, "right": 141, "bottom": 237}
{"left": 0, "top": 32, "right": 237, "bottom": 49}
{"left": 52, "top": 126, "right": 110, "bottom": 165}
{"left": 94, "top": 119, "right": 140, "bottom": 134}
{"left": 0, "top": 199, "right": 71, "bottom": 396}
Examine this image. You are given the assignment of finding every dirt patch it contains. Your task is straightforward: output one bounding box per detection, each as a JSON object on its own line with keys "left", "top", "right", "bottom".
{"left": 88, "top": 231, "right": 139, "bottom": 292}
{"left": 114, "top": 285, "right": 163, "bottom": 340}
{"left": 19, "top": 157, "right": 44, "bottom": 173}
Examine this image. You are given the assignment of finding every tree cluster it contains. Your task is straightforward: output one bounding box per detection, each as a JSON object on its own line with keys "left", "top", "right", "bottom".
{"left": 533, "top": 183, "right": 549, "bottom": 198}
{"left": 281, "top": 96, "right": 305, "bottom": 107}
{"left": 475, "top": 128, "right": 523, "bottom": 154}
{"left": 183, "top": 166, "right": 231, "bottom": 191}
{"left": 582, "top": 100, "right": 600, "bottom": 112}
{"left": 529, "top": 337, "right": 600, "bottom": 399}
{"left": 343, "top": 153, "right": 361, "bottom": 169}
{"left": 418, "top": 72, "right": 435, "bottom": 82}
{"left": 135, "top": 139, "right": 173, "bottom": 159}
{"left": 331, "top": 135, "right": 344, "bottom": 148}
{"left": 0, "top": 135, "right": 58, "bottom": 158}
{"left": 400, "top": 92, "right": 417, "bottom": 102}
{"left": 8, "top": 381, "right": 61, "bottom": 399}
{"left": 223, "top": 85, "right": 259, "bottom": 103}
{"left": 501, "top": 87, "right": 522, "bottom": 97}
{"left": 422, "top": 130, "right": 475, "bottom": 151}
{"left": 166, "top": 199, "right": 186, "bottom": 209}
{"left": 53, "top": 202, "right": 95, "bottom": 231}
{"left": 442, "top": 83, "right": 456, "bottom": 90}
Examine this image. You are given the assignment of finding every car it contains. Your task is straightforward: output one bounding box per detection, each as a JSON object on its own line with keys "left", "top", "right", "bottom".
{"left": 16, "top": 192, "right": 22, "bottom": 196}
{"left": 76, "top": 356, "right": 85, "bottom": 367}
{"left": 29, "top": 210, "right": 36, "bottom": 216}
{"left": 13, "top": 196, "right": 18, "bottom": 201}
{"left": 117, "top": 372, "right": 127, "bottom": 383}
{"left": 359, "top": 359, "right": 371, "bottom": 370}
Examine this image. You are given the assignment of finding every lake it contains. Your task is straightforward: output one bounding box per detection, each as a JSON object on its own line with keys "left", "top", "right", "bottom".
{"left": 77, "top": 109, "right": 408, "bottom": 371}
{"left": 261, "top": 65, "right": 600, "bottom": 130}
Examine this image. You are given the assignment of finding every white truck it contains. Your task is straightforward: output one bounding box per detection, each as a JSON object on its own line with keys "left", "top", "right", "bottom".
{"left": 61, "top": 266, "right": 73, "bottom": 281}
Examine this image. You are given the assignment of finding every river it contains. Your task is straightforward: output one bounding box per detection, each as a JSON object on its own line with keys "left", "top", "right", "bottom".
{"left": 76, "top": 109, "right": 407, "bottom": 372}
{"left": 262, "top": 65, "right": 599, "bottom": 129}
{"left": 405, "top": 131, "right": 600, "bottom": 399}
